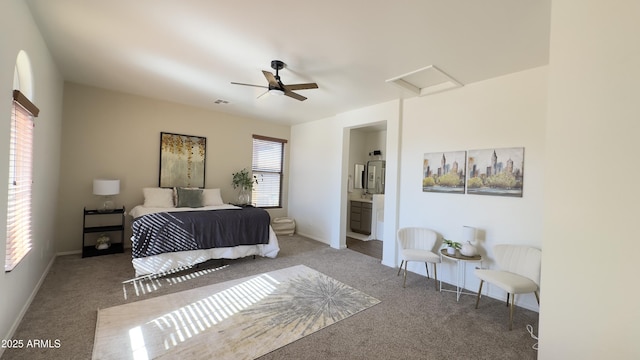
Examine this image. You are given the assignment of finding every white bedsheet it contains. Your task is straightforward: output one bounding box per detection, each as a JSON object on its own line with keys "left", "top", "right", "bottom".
{"left": 129, "top": 205, "right": 280, "bottom": 277}
{"left": 129, "top": 203, "right": 241, "bottom": 218}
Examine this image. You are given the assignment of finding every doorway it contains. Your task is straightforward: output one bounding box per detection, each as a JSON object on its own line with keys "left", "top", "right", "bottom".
{"left": 345, "top": 123, "right": 387, "bottom": 260}
{"left": 346, "top": 237, "right": 382, "bottom": 259}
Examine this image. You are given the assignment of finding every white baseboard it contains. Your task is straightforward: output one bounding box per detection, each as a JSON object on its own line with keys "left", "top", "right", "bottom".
{"left": 56, "top": 250, "right": 81, "bottom": 256}
{"left": 295, "top": 232, "right": 332, "bottom": 246}
{"left": 472, "top": 282, "right": 539, "bottom": 313}
{"left": 1, "top": 254, "right": 56, "bottom": 358}
{"left": 346, "top": 231, "right": 372, "bottom": 241}
{"left": 401, "top": 266, "right": 540, "bottom": 313}
{"left": 457, "top": 283, "right": 540, "bottom": 313}
{"left": 381, "top": 258, "right": 395, "bottom": 268}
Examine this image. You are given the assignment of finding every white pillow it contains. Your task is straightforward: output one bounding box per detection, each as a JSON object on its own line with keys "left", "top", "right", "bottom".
{"left": 143, "top": 187, "right": 175, "bottom": 208}
{"left": 202, "top": 188, "right": 224, "bottom": 206}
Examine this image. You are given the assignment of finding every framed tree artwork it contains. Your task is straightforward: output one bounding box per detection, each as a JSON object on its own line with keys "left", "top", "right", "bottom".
{"left": 159, "top": 132, "right": 206, "bottom": 188}
{"left": 423, "top": 151, "right": 466, "bottom": 194}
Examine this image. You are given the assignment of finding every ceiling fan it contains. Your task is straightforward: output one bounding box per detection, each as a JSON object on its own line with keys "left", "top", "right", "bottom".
{"left": 231, "top": 60, "right": 318, "bottom": 101}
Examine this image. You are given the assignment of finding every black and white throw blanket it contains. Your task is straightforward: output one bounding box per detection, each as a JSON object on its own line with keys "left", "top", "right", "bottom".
{"left": 131, "top": 207, "right": 271, "bottom": 259}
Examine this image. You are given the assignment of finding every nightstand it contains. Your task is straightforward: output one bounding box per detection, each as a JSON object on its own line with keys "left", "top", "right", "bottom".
{"left": 439, "top": 249, "right": 483, "bottom": 301}
{"left": 82, "top": 207, "right": 125, "bottom": 258}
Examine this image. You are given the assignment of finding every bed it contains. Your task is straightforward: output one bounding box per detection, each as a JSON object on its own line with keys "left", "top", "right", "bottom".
{"left": 128, "top": 187, "right": 280, "bottom": 277}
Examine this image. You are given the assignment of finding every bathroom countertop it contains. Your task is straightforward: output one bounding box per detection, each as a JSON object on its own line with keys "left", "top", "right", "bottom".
{"left": 350, "top": 197, "right": 373, "bottom": 203}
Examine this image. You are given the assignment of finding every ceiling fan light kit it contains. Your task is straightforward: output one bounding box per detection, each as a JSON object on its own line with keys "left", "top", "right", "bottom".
{"left": 232, "top": 60, "right": 318, "bottom": 101}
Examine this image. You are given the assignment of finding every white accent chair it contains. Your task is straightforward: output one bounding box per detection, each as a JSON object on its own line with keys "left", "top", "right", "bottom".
{"left": 474, "top": 244, "right": 541, "bottom": 330}
{"left": 396, "top": 227, "right": 441, "bottom": 290}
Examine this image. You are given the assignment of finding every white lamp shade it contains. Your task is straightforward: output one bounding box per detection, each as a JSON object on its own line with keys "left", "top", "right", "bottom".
{"left": 93, "top": 179, "right": 120, "bottom": 196}
{"left": 462, "top": 226, "right": 476, "bottom": 243}
{"left": 460, "top": 225, "right": 479, "bottom": 256}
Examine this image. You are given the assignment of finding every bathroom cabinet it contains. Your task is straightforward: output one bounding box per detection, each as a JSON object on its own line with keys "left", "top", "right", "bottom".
{"left": 350, "top": 200, "right": 372, "bottom": 235}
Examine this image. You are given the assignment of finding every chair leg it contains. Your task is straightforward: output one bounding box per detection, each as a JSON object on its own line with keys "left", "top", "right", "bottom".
{"left": 534, "top": 291, "right": 540, "bottom": 305}
{"left": 509, "top": 293, "right": 515, "bottom": 331}
{"left": 397, "top": 260, "right": 404, "bottom": 276}
{"left": 506, "top": 293, "right": 510, "bottom": 306}
{"left": 402, "top": 261, "right": 408, "bottom": 288}
{"left": 424, "top": 262, "right": 430, "bottom": 279}
{"left": 475, "top": 280, "right": 484, "bottom": 309}
{"left": 433, "top": 263, "right": 439, "bottom": 291}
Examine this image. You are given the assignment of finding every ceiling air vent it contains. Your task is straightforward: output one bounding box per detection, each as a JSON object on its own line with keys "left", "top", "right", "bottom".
{"left": 386, "top": 65, "right": 462, "bottom": 97}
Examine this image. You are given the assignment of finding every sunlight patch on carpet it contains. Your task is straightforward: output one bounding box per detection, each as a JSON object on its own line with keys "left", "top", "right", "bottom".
{"left": 93, "top": 265, "right": 380, "bottom": 359}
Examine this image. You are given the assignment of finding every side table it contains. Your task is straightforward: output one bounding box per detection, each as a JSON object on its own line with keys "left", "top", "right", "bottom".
{"left": 439, "top": 249, "right": 482, "bottom": 301}
{"left": 82, "top": 207, "right": 125, "bottom": 258}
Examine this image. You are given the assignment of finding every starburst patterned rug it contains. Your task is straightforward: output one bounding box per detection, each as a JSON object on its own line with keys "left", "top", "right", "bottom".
{"left": 92, "top": 265, "right": 380, "bottom": 359}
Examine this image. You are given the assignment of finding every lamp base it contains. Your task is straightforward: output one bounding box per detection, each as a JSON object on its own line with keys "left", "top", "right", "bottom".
{"left": 98, "top": 199, "right": 115, "bottom": 213}
{"left": 460, "top": 241, "right": 478, "bottom": 257}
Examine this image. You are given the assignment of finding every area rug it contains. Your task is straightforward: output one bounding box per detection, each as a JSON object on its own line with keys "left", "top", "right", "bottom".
{"left": 92, "top": 265, "right": 380, "bottom": 359}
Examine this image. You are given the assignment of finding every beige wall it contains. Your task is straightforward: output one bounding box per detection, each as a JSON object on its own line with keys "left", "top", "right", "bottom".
{"left": 289, "top": 100, "right": 402, "bottom": 266}
{"left": 57, "top": 83, "right": 290, "bottom": 253}
{"left": 290, "top": 68, "right": 546, "bottom": 290}
{"left": 399, "top": 66, "right": 547, "bottom": 311}
{"left": 539, "top": 1, "right": 640, "bottom": 358}
{"left": 0, "top": 0, "right": 64, "bottom": 348}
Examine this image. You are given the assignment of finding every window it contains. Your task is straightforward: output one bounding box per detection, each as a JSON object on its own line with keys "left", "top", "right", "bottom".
{"left": 251, "top": 135, "right": 286, "bottom": 208}
{"left": 5, "top": 90, "right": 38, "bottom": 272}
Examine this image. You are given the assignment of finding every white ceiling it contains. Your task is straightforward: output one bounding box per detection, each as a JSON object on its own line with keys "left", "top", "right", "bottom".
{"left": 25, "top": 0, "right": 550, "bottom": 126}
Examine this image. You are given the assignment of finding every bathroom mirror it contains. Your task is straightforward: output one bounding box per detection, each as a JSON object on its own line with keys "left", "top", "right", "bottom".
{"left": 354, "top": 164, "right": 365, "bottom": 189}
{"left": 366, "top": 160, "right": 385, "bottom": 194}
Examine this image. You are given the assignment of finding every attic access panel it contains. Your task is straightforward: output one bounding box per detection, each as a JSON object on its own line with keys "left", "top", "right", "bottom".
{"left": 386, "top": 65, "right": 462, "bottom": 97}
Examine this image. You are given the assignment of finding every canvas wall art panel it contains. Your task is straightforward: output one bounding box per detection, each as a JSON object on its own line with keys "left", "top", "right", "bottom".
{"left": 159, "top": 132, "right": 206, "bottom": 188}
{"left": 466, "top": 147, "right": 524, "bottom": 197}
{"left": 423, "top": 151, "right": 466, "bottom": 194}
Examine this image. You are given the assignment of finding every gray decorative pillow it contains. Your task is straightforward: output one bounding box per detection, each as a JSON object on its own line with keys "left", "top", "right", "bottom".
{"left": 176, "top": 187, "right": 203, "bottom": 208}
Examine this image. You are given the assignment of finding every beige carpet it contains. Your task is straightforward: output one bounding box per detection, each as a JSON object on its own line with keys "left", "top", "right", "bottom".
{"left": 92, "top": 265, "right": 380, "bottom": 359}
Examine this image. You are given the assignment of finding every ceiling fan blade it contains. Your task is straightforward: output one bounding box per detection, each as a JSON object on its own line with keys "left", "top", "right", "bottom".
{"left": 262, "top": 71, "right": 279, "bottom": 87}
{"left": 284, "top": 82, "right": 319, "bottom": 91}
{"left": 231, "top": 81, "right": 268, "bottom": 89}
{"left": 284, "top": 89, "right": 307, "bottom": 101}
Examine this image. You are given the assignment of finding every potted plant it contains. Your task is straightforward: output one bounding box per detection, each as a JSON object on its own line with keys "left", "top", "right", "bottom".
{"left": 95, "top": 233, "right": 111, "bottom": 250}
{"left": 232, "top": 168, "right": 259, "bottom": 205}
{"left": 442, "top": 238, "right": 461, "bottom": 255}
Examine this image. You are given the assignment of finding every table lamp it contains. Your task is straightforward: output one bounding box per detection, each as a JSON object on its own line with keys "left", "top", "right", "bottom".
{"left": 93, "top": 179, "right": 120, "bottom": 213}
{"left": 460, "top": 225, "right": 478, "bottom": 256}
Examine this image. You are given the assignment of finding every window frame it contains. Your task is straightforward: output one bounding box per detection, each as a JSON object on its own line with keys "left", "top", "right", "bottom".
{"left": 251, "top": 135, "right": 287, "bottom": 209}
{"left": 5, "top": 90, "right": 38, "bottom": 272}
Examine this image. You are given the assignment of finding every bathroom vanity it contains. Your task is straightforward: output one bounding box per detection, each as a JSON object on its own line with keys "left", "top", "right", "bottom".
{"left": 348, "top": 161, "right": 385, "bottom": 240}
{"left": 349, "top": 195, "right": 384, "bottom": 240}
{"left": 350, "top": 199, "right": 372, "bottom": 235}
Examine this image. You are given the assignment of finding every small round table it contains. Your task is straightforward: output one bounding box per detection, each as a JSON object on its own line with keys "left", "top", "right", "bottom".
{"left": 439, "top": 249, "right": 482, "bottom": 301}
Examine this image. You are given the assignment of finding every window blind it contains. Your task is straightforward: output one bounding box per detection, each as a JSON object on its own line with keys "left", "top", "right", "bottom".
{"left": 252, "top": 135, "right": 286, "bottom": 208}
{"left": 5, "top": 90, "right": 37, "bottom": 272}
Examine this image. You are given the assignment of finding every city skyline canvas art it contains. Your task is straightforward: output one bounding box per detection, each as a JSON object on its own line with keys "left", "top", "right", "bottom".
{"left": 466, "top": 147, "right": 524, "bottom": 197}
{"left": 423, "top": 151, "right": 466, "bottom": 194}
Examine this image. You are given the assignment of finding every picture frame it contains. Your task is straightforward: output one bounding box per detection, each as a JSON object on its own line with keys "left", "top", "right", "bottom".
{"left": 466, "top": 147, "right": 524, "bottom": 197}
{"left": 423, "top": 151, "right": 466, "bottom": 194}
{"left": 159, "top": 132, "right": 206, "bottom": 188}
